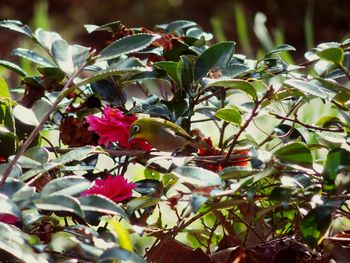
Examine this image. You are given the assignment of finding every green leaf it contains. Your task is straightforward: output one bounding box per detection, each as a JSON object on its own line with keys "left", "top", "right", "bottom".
{"left": 264, "top": 44, "right": 296, "bottom": 57}
{"left": 179, "top": 55, "right": 194, "bottom": 89}
{"left": 153, "top": 61, "right": 180, "bottom": 83}
{"left": 270, "top": 187, "right": 292, "bottom": 208}
{"left": 98, "top": 247, "right": 147, "bottom": 263}
{"left": 24, "top": 147, "right": 49, "bottom": 164}
{"left": 0, "top": 222, "right": 48, "bottom": 263}
{"left": 191, "top": 194, "right": 208, "bottom": 213}
{"left": 78, "top": 195, "right": 128, "bottom": 225}
{"left": 300, "top": 206, "right": 332, "bottom": 249}
{"left": 84, "top": 21, "right": 121, "bottom": 33}
{"left": 222, "top": 63, "right": 250, "bottom": 78}
{"left": 219, "top": 166, "right": 257, "bottom": 180}
{"left": 34, "top": 28, "right": 62, "bottom": 51}
{"left": 107, "top": 217, "right": 133, "bottom": 251}
{"left": 76, "top": 67, "right": 148, "bottom": 88}
{"left": 316, "top": 47, "right": 344, "bottom": 64}
{"left": 165, "top": 20, "right": 197, "bottom": 33}
{"left": 51, "top": 39, "right": 74, "bottom": 74}
{"left": 274, "top": 124, "right": 306, "bottom": 142}
{"left": 41, "top": 176, "right": 91, "bottom": 197}
{"left": 323, "top": 148, "right": 350, "bottom": 192}
{"left": 12, "top": 48, "right": 54, "bottom": 67}
{"left": 126, "top": 196, "right": 159, "bottom": 215}
{"left": 283, "top": 79, "right": 335, "bottom": 100}
{"left": 0, "top": 99, "right": 16, "bottom": 157}
{"left": 214, "top": 107, "right": 242, "bottom": 126}
{"left": 98, "top": 34, "right": 159, "bottom": 61}
{"left": 134, "top": 179, "right": 162, "bottom": 196}
{"left": 21, "top": 146, "right": 101, "bottom": 181}
{"left": 0, "top": 20, "right": 34, "bottom": 38}
{"left": 0, "top": 77, "right": 10, "bottom": 98}
{"left": 34, "top": 195, "right": 84, "bottom": 218}
{"left": 0, "top": 59, "right": 27, "bottom": 77}
{"left": 204, "top": 79, "right": 257, "bottom": 99}
{"left": 194, "top": 41, "right": 235, "bottom": 80}
{"left": 173, "top": 166, "right": 222, "bottom": 187}
{"left": 13, "top": 105, "right": 39, "bottom": 127}
{"left": 273, "top": 142, "right": 313, "bottom": 168}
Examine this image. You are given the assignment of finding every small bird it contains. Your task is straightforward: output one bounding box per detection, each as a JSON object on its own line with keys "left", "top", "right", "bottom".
{"left": 129, "top": 117, "right": 210, "bottom": 152}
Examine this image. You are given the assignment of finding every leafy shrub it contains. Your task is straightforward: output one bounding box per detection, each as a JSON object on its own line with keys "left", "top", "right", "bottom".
{"left": 0, "top": 19, "right": 349, "bottom": 262}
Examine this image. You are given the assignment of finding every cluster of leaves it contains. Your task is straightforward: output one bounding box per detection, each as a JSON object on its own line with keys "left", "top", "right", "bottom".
{"left": 0, "top": 19, "right": 350, "bottom": 262}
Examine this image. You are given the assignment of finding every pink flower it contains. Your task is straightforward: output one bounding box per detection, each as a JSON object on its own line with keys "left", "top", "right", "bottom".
{"left": 81, "top": 175, "right": 136, "bottom": 202}
{"left": 86, "top": 107, "right": 151, "bottom": 150}
{"left": 0, "top": 214, "right": 19, "bottom": 225}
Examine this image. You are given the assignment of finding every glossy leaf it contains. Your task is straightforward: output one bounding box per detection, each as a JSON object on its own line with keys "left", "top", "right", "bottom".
{"left": 34, "top": 28, "right": 62, "bottom": 51}
{"left": 84, "top": 21, "right": 121, "bottom": 33}
{"left": 79, "top": 195, "right": 127, "bottom": 218}
{"left": 0, "top": 59, "right": 27, "bottom": 77}
{"left": 274, "top": 124, "right": 306, "bottom": 142}
{"left": 12, "top": 48, "right": 54, "bottom": 67}
{"left": 264, "top": 44, "right": 296, "bottom": 57}
{"left": 283, "top": 79, "right": 335, "bottom": 100}
{"left": 77, "top": 67, "right": 148, "bottom": 88}
{"left": 222, "top": 63, "right": 250, "bottom": 78}
{"left": 165, "top": 20, "right": 197, "bottom": 33}
{"left": 41, "top": 176, "right": 91, "bottom": 197}
{"left": 0, "top": 222, "right": 48, "bottom": 263}
{"left": 300, "top": 206, "right": 332, "bottom": 249}
{"left": 274, "top": 142, "right": 313, "bottom": 168}
{"left": 126, "top": 196, "right": 159, "bottom": 215}
{"left": 0, "top": 20, "right": 33, "bottom": 38}
{"left": 34, "top": 195, "right": 84, "bottom": 218}
{"left": 214, "top": 107, "right": 242, "bottom": 126}
{"left": 98, "top": 34, "right": 159, "bottom": 61}
{"left": 179, "top": 55, "right": 194, "bottom": 89}
{"left": 134, "top": 179, "right": 163, "bottom": 196}
{"left": 204, "top": 79, "right": 257, "bottom": 99}
{"left": 21, "top": 146, "right": 101, "bottom": 181}
{"left": 173, "top": 166, "right": 222, "bottom": 187}
{"left": 154, "top": 61, "right": 180, "bottom": 83}
{"left": 98, "top": 247, "right": 146, "bottom": 263}
{"left": 13, "top": 105, "right": 39, "bottom": 127}
{"left": 323, "top": 148, "right": 350, "bottom": 192}
{"left": 316, "top": 47, "right": 344, "bottom": 64}
{"left": 51, "top": 39, "right": 74, "bottom": 74}
{"left": 194, "top": 41, "right": 235, "bottom": 80}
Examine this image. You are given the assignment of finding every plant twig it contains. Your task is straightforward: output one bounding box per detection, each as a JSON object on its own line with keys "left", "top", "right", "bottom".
{"left": 223, "top": 86, "right": 274, "bottom": 163}
{"left": 258, "top": 99, "right": 303, "bottom": 147}
{"left": 270, "top": 112, "right": 344, "bottom": 132}
{"left": 0, "top": 62, "right": 88, "bottom": 187}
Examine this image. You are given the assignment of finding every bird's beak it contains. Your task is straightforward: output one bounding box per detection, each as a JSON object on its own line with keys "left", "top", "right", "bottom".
{"left": 128, "top": 134, "right": 134, "bottom": 144}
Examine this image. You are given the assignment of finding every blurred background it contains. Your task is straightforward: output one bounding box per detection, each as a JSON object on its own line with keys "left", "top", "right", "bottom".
{"left": 0, "top": 0, "right": 349, "bottom": 61}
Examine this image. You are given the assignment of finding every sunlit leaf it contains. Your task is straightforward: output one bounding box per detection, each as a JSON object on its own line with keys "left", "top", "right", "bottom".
{"left": 34, "top": 195, "right": 84, "bottom": 218}
{"left": 215, "top": 107, "right": 242, "bottom": 126}
{"left": 194, "top": 41, "right": 235, "bottom": 80}
{"left": 300, "top": 206, "right": 332, "bottom": 249}
{"left": 274, "top": 142, "right": 313, "bottom": 168}
{"left": 316, "top": 47, "right": 344, "bottom": 64}
{"left": 41, "top": 176, "right": 91, "bottom": 197}
{"left": 98, "top": 34, "right": 159, "bottom": 61}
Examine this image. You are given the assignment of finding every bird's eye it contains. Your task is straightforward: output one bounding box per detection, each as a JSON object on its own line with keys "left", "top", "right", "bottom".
{"left": 133, "top": 125, "right": 140, "bottom": 133}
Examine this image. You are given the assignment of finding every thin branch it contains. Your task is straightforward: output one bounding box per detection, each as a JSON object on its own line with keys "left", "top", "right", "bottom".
{"left": 0, "top": 62, "right": 89, "bottom": 187}
{"left": 270, "top": 112, "right": 344, "bottom": 132}
{"left": 224, "top": 86, "right": 274, "bottom": 163}
{"left": 258, "top": 99, "right": 303, "bottom": 147}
